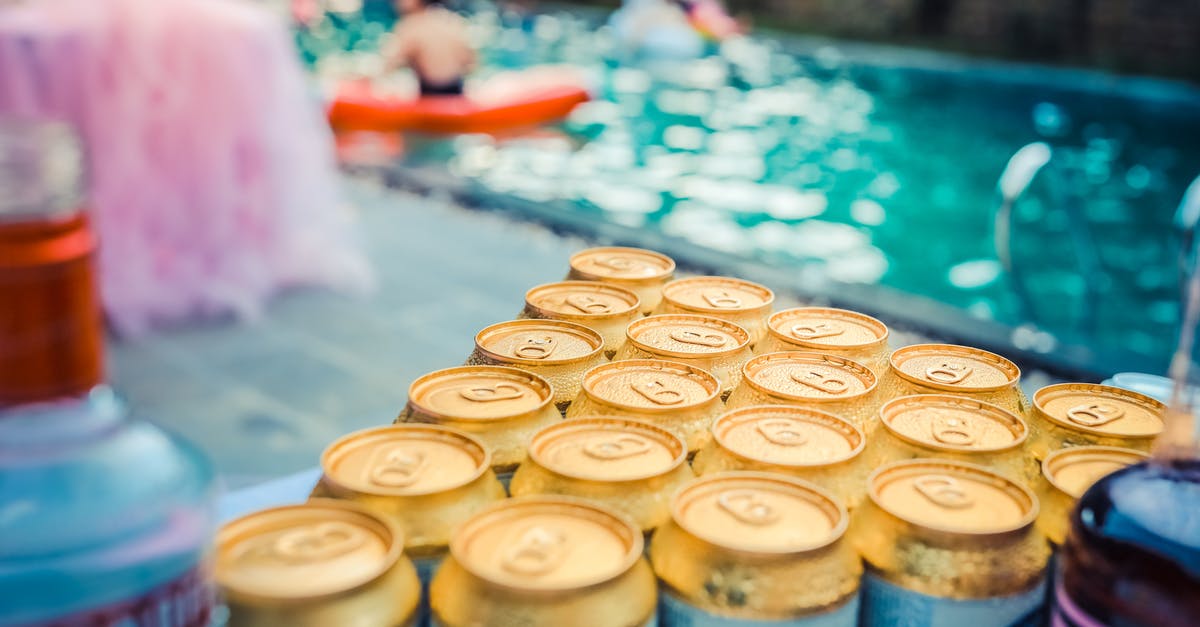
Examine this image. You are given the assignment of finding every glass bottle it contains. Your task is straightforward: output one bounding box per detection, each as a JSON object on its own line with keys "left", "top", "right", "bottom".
{"left": 0, "top": 387, "right": 216, "bottom": 626}
{"left": 1054, "top": 456, "right": 1200, "bottom": 626}
{"left": 0, "top": 117, "right": 104, "bottom": 403}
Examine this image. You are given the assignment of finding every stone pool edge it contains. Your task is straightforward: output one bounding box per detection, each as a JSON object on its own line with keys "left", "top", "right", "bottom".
{"left": 373, "top": 161, "right": 1163, "bottom": 382}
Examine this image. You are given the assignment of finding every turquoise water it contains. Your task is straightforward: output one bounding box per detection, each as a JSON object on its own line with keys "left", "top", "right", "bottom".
{"left": 300, "top": 5, "right": 1200, "bottom": 373}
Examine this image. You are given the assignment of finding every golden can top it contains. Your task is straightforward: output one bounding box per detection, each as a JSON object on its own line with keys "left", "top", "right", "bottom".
{"left": 581, "top": 359, "right": 720, "bottom": 411}
{"left": 525, "top": 281, "right": 640, "bottom": 320}
{"left": 880, "top": 395, "right": 1027, "bottom": 452}
{"left": 626, "top": 314, "right": 750, "bottom": 358}
{"left": 320, "top": 424, "right": 490, "bottom": 496}
{"left": 1042, "top": 446, "right": 1148, "bottom": 499}
{"left": 661, "top": 276, "right": 774, "bottom": 314}
{"left": 767, "top": 307, "right": 888, "bottom": 349}
{"left": 742, "top": 352, "right": 877, "bottom": 401}
{"left": 671, "top": 472, "right": 848, "bottom": 554}
{"left": 711, "top": 405, "right": 864, "bottom": 467}
{"left": 869, "top": 459, "right": 1037, "bottom": 536}
{"left": 1033, "top": 383, "right": 1165, "bottom": 437}
{"left": 450, "top": 497, "right": 643, "bottom": 592}
{"left": 568, "top": 247, "right": 676, "bottom": 282}
{"left": 528, "top": 417, "right": 687, "bottom": 482}
{"left": 407, "top": 366, "right": 552, "bottom": 421}
{"left": 216, "top": 500, "right": 403, "bottom": 600}
{"left": 475, "top": 319, "right": 603, "bottom": 365}
{"left": 889, "top": 344, "right": 1020, "bottom": 392}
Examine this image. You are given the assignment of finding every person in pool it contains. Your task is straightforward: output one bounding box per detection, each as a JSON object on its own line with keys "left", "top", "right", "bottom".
{"left": 671, "top": 0, "right": 743, "bottom": 39}
{"left": 386, "top": 0, "right": 476, "bottom": 96}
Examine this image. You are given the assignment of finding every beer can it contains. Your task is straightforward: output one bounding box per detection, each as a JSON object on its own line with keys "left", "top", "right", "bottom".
{"left": 1027, "top": 383, "right": 1164, "bottom": 461}
{"left": 867, "top": 395, "right": 1035, "bottom": 484}
{"left": 521, "top": 281, "right": 641, "bottom": 358}
{"left": 565, "top": 358, "right": 723, "bottom": 454}
{"left": 466, "top": 319, "right": 605, "bottom": 413}
{"left": 216, "top": 499, "right": 421, "bottom": 627}
{"left": 724, "top": 351, "right": 881, "bottom": 432}
{"left": 614, "top": 314, "right": 752, "bottom": 398}
{"left": 758, "top": 307, "right": 890, "bottom": 374}
{"left": 394, "top": 365, "right": 560, "bottom": 487}
{"left": 509, "top": 417, "right": 695, "bottom": 533}
{"left": 429, "top": 497, "right": 657, "bottom": 627}
{"left": 650, "top": 472, "right": 862, "bottom": 625}
{"left": 1035, "top": 445, "right": 1147, "bottom": 546}
{"left": 853, "top": 459, "right": 1049, "bottom": 627}
{"left": 655, "top": 276, "right": 774, "bottom": 345}
{"left": 692, "top": 405, "right": 869, "bottom": 510}
{"left": 310, "top": 424, "right": 508, "bottom": 625}
{"left": 881, "top": 343, "right": 1029, "bottom": 417}
{"left": 566, "top": 246, "right": 676, "bottom": 315}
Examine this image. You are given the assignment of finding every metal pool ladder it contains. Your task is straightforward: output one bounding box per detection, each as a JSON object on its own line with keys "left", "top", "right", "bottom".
{"left": 1174, "top": 173, "right": 1200, "bottom": 310}
{"left": 994, "top": 142, "right": 1104, "bottom": 334}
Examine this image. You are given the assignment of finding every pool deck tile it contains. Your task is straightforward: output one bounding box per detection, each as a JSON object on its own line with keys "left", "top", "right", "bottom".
{"left": 109, "top": 177, "right": 589, "bottom": 487}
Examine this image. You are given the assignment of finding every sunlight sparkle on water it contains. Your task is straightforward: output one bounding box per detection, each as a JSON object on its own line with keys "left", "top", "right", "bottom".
{"left": 948, "top": 259, "right": 1003, "bottom": 289}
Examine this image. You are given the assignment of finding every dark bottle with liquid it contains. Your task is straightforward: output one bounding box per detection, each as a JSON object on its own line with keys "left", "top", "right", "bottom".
{"left": 1054, "top": 458, "right": 1200, "bottom": 627}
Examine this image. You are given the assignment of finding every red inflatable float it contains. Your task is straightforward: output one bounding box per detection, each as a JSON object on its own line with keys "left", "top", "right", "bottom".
{"left": 328, "top": 76, "right": 591, "bottom": 135}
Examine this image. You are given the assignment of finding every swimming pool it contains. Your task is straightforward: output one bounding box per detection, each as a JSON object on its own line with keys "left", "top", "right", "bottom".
{"left": 300, "top": 5, "right": 1200, "bottom": 375}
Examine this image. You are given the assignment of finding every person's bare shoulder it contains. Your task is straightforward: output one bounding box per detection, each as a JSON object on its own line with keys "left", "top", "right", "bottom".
{"left": 392, "top": 13, "right": 424, "bottom": 37}
{"left": 431, "top": 7, "right": 470, "bottom": 32}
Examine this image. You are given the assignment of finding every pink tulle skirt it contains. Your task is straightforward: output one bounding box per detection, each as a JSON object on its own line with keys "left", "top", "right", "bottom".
{"left": 0, "top": 0, "right": 374, "bottom": 335}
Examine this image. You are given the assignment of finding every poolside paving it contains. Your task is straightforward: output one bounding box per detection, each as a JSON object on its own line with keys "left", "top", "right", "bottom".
{"left": 109, "top": 174, "right": 1056, "bottom": 488}
{"left": 109, "top": 175, "right": 599, "bottom": 487}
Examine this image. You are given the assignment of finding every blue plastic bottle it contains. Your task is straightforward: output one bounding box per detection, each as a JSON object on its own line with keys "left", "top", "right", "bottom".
{"left": 0, "top": 387, "right": 216, "bottom": 626}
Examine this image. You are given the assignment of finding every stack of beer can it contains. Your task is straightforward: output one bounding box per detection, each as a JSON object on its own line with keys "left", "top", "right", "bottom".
{"left": 214, "top": 247, "right": 1166, "bottom": 627}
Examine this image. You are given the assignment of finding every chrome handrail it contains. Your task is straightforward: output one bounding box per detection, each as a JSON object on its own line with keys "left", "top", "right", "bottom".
{"left": 1163, "top": 174, "right": 1200, "bottom": 449}
{"left": 1174, "top": 173, "right": 1200, "bottom": 282}
{"left": 994, "top": 143, "right": 1051, "bottom": 324}
{"left": 994, "top": 141, "right": 1103, "bottom": 335}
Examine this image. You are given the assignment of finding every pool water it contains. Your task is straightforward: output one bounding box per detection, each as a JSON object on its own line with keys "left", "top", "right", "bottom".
{"left": 299, "top": 4, "right": 1200, "bottom": 374}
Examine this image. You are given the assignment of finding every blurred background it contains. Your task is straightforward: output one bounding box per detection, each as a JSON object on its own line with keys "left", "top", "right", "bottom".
{"left": 3, "top": 0, "right": 1199, "bottom": 487}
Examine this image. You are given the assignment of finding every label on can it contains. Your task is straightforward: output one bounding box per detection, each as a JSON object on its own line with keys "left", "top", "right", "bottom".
{"left": 413, "top": 556, "right": 442, "bottom": 627}
{"left": 861, "top": 573, "right": 1044, "bottom": 627}
{"left": 659, "top": 588, "right": 858, "bottom": 627}
{"left": 31, "top": 564, "right": 212, "bottom": 627}
{"left": 432, "top": 613, "right": 656, "bottom": 627}
{"left": 496, "top": 469, "right": 514, "bottom": 493}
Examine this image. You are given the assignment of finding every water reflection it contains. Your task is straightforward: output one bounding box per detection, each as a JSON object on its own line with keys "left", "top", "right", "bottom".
{"left": 303, "top": 5, "right": 1200, "bottom": 368}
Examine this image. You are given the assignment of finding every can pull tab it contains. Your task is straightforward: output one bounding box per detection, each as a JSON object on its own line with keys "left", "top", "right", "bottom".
{"left": 913, "top": 475, "right": 974, "bottom": 509}
{"left": 702, "top": 289, "right": 743, "bottom": 309}
{"left": 756, "top": 419, "right": 808, "bottom": 446}
{"left": 595, "top": 255, "right": 644, "bottom": 273}
{"left": 717, "top": 490, "right": 780, "bottom": 526}
{"left": 631, "top": 378, "right": 687, "bottom": 405}
{"left": 791, "top": 369, "right": 850, "bottom": 395}
{"left": 1066, "top": 402, "right": 1125, "bottom": 428}
{"left": 584, "top": 435, "right": 653, "bottom": 460}
{"left": 272, "top": 522, "right": 365, "bottom": 563}
{"left": 930, "top": 414, "right": 977, "bottom": 446}
{"left": 790, "top": 322, "right": 844, "bottom": 340}
{"left": 460, "top": 383, "right": 525, "bottom": 402}
{"left": 502, "top": 525, "right": 568, "bottom": 576}
{"left": 368, "top": 448, "right": 425, "bottom": 488}
{"left": 670, "top": 329, "right": 729, "bottom": 348}
{"left": 924, "top": 362, "right": 973, "bottom": 385}
{"left": 565, "top": 294, "right": 614, "bottom": 315}
{"left": 513, "top": 334, "right": 558, "bottom": 360}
